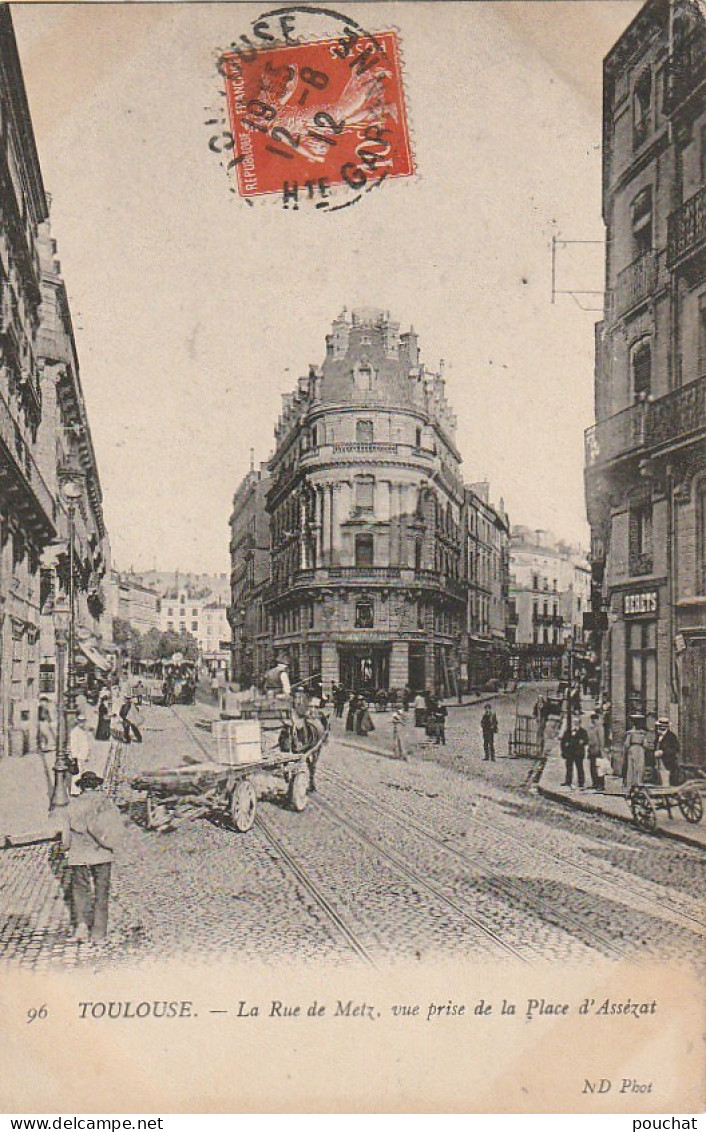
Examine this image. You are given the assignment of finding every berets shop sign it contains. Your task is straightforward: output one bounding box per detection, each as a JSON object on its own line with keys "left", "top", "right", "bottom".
{"left": 623, "top": 590, "right": 659, "bottom": 617}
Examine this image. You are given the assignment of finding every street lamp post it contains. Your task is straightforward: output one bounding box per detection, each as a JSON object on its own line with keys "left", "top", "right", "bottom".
{"left": 62, "top": 480, "right": 83, "bottom": 732}
{"left": 50, "top": 479, "right": 83, "bottom": 810}
{"left": 50, "top": 594, "right": 70, "bottom": 810}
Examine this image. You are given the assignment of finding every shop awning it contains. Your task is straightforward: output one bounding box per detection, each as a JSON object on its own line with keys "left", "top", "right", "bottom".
{"left": 77, "top": 640, "right": 111, "bottom": 672}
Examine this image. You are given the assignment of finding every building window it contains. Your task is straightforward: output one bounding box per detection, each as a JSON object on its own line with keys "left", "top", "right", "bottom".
{"left": 631, "top": 339, "right": 652, "bottom": 400}
{"left": 191, "top": 621, "right": 198, "bottom": 630}
{"left": 355, "top": 363, "right": 375, "bottom": 392}
{"left": 180, "top": 594, "right": 185, "bottom": 604}
{"left": 627, "top": 620, "right": 657, "bottom": 726}
{"left": 40, "top": 568, "right": 54, "bottom": 613}
{"left": 631, "top": 186, "right": 653, "bottom": 257}
{"left": 629, "top": 498, "right": 653, "bottom": 576}
{"left": 355, "top": 601, "right": 374, "bottom": 629}
{"left": 633, "top": 70, "right": 652, "bottom": 149}
{"left": 356, "top": 476, "right": 374, "bottom": 513}
{"left": 311, "top": 425, "right": 318, "bottom": 447}
{"left": 698, "top": 294, "right": 706, "bottom": 379}
{"left": 356, "top": 419, "right": 374, "bottom": 444}
{"left": 532, "top": 573, "right": 539, "bottom": 591}
{"left": 415, "top": 426, "right": 422, "bottom": 448}
{"left": 355, "top": 533, "right": 374, "bottom": 568}
{"left": 697, "top": 479, "right": 706, "bottom": 595}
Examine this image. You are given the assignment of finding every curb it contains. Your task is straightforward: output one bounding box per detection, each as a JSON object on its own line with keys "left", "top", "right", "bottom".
{"left": 537, "top": 780, "right": 706, "bottom": 850}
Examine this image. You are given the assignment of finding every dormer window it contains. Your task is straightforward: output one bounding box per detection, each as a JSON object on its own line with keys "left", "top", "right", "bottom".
{"left": 354, "top": 361, "right": 376, "bottom": 392}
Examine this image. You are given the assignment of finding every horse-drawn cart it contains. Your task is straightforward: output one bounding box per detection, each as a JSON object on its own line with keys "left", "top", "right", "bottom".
{"left": 627, "top": 781, "right": 704, "bottom": 833}
{"left": 130, "top": 712, "right": 329, "bottom": 833}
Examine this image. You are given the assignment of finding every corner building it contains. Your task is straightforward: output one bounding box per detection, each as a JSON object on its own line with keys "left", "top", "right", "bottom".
{"left": 266, "top": 308, "right": 465, "bottom": 695}
{"left": 585, "top": 0, "right": 706, "bottom": 757}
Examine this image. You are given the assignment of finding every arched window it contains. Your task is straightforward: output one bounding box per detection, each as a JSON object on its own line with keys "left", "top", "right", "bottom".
{"left": 356, "top": 419, "right": 374, "bottom": 444}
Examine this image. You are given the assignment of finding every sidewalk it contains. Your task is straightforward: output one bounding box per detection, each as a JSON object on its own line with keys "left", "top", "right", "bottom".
{"left": 538, "top": 752, "right": 706, "bottom": 850}
{"left": 0, "top": 735, "right": 115, "bottom": 846}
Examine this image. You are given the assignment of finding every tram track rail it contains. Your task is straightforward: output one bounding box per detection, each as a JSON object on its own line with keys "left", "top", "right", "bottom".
{"left": 163, "top": 705, "right": 694, "bottom": 962}
{"left": 165, "top": 705, "right": 533, "bottom": 962}
{"left": 165, "top": 705, "right": 376, "bottom": 964}
{"left": 310, "top": 793, "right": 528, "bottom": 962}
{"left": 335, "top": 764, "right": 706, "bottom": 935}
{"left": 319, "top": 767, "right": 634, "bottom": 959}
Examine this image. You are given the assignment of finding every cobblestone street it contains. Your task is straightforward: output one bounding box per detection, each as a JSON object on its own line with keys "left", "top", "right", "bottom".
{"left": 1, "top": 687, "right": 704, "bottom": 970}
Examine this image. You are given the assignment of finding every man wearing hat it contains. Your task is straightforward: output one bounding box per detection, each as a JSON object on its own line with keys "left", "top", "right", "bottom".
{"left": 264, "top": 656, "right": 291, "bottom": 703}
{"left": 655, "top": 719, "right": 681, "bottom": 786}
{"left": 62, "top": 771, "right": 126, "bottom": 944}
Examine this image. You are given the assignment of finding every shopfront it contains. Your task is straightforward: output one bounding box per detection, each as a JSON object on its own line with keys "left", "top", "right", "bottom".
{"left": 622, "top": 587, "right": 659, "bottom": 730}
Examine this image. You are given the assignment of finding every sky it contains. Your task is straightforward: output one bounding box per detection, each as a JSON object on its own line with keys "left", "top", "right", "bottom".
{"left": 11, "top": 1, "right": 643, "bottom": 574}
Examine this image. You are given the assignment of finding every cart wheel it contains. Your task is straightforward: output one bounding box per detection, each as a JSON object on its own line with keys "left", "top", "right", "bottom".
{"left": 289, "top": 770, "right": 308, "bottom": 813}
{"left": 678, "top": 788, "right": 703, "bottom": 825}
{"left": 230, "top": 780, "right": 257, "bottom": 832}
{"left": 630, "top": 787, "right": 657, "bottom": 832}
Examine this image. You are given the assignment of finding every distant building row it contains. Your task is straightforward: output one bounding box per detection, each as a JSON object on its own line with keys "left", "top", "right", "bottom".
{"left": 109, "top": 569, "right": 230, "bottom": 673}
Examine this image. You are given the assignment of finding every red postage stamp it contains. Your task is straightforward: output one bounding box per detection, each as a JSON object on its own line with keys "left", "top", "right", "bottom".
{"left": 221, "top": 30, "right": 413, "bottom": 202}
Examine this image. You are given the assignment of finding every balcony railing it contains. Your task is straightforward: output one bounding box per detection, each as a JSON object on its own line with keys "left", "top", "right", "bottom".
{"left": 667, "top": 184, "right": 706, "bottom": 268}
{"left": 585, "top": 374, "right": 706, "bottom": 469}
{"left": 585, "top": 402, "right": 645, "bottom": 467}
{"left": 647, "top": 374, "right": 706, "bottom": 449}
{"left": 612, "top": 252, "right": 657, "bottom": 318}
{"left": 332, "top": 442, "right": 399, "bottom": 454}
{"left": 0, "top": 388, "right": 56, "bottom": 536}
{"left": 270, "top": 564, "right": 466, "bottom": 598}
{"left": 666, "top": 25, "right": 706, "bottom": 116}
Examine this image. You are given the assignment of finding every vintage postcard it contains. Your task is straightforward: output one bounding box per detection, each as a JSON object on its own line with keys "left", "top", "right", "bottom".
{"left": 0, "top": 0, "right": 704, "bottom": 1115}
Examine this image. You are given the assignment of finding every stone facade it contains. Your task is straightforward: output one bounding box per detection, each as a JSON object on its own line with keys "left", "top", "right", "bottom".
{"left": 230, "top": 308, "right": 467, "bottom": 696}
{"left": 228, "top": 465, "right": 271, "bottom": 687}
{"left": 585, "top": 0, "right": 706, "bottom": 756}
{"left": 508, "top": 527, "right": 591, "bottom": 682}
{"left": 461, "top": 481, "right": 511, "bottom": 689}
{"left": 35, "top": 213, "right": 111, "bottom": 701}
{"left": 0, "top": 10, "right": 52, "bottom": 755}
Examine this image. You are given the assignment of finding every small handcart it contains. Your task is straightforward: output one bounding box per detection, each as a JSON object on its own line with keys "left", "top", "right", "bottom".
{"left": 627, "top": 781, "right": 704, "bottom": 833}
{"left": 130, "top": 713, "right": 329, "bottom": 833}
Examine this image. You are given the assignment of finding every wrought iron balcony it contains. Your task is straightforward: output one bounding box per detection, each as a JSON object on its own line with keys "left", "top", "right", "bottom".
{"left": 0, "top": 389, "right": 56, "bottom": 542}
{"left": 585, "top": 374, "right": 706, "bottom": 470}
{"left": 666, "top": 25, "right": 706, "bottom": 116}
{"left": 646, "top": 374, "right": 706, "bottom": 450}
{"left": 584, "top": 402, "right": 645, "bottom": 468}
{"left": 667, "top": 184, "right": 706, "bottom": 268}
{"left": 612, "top": 252, "right": 657, "bottom": 319}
